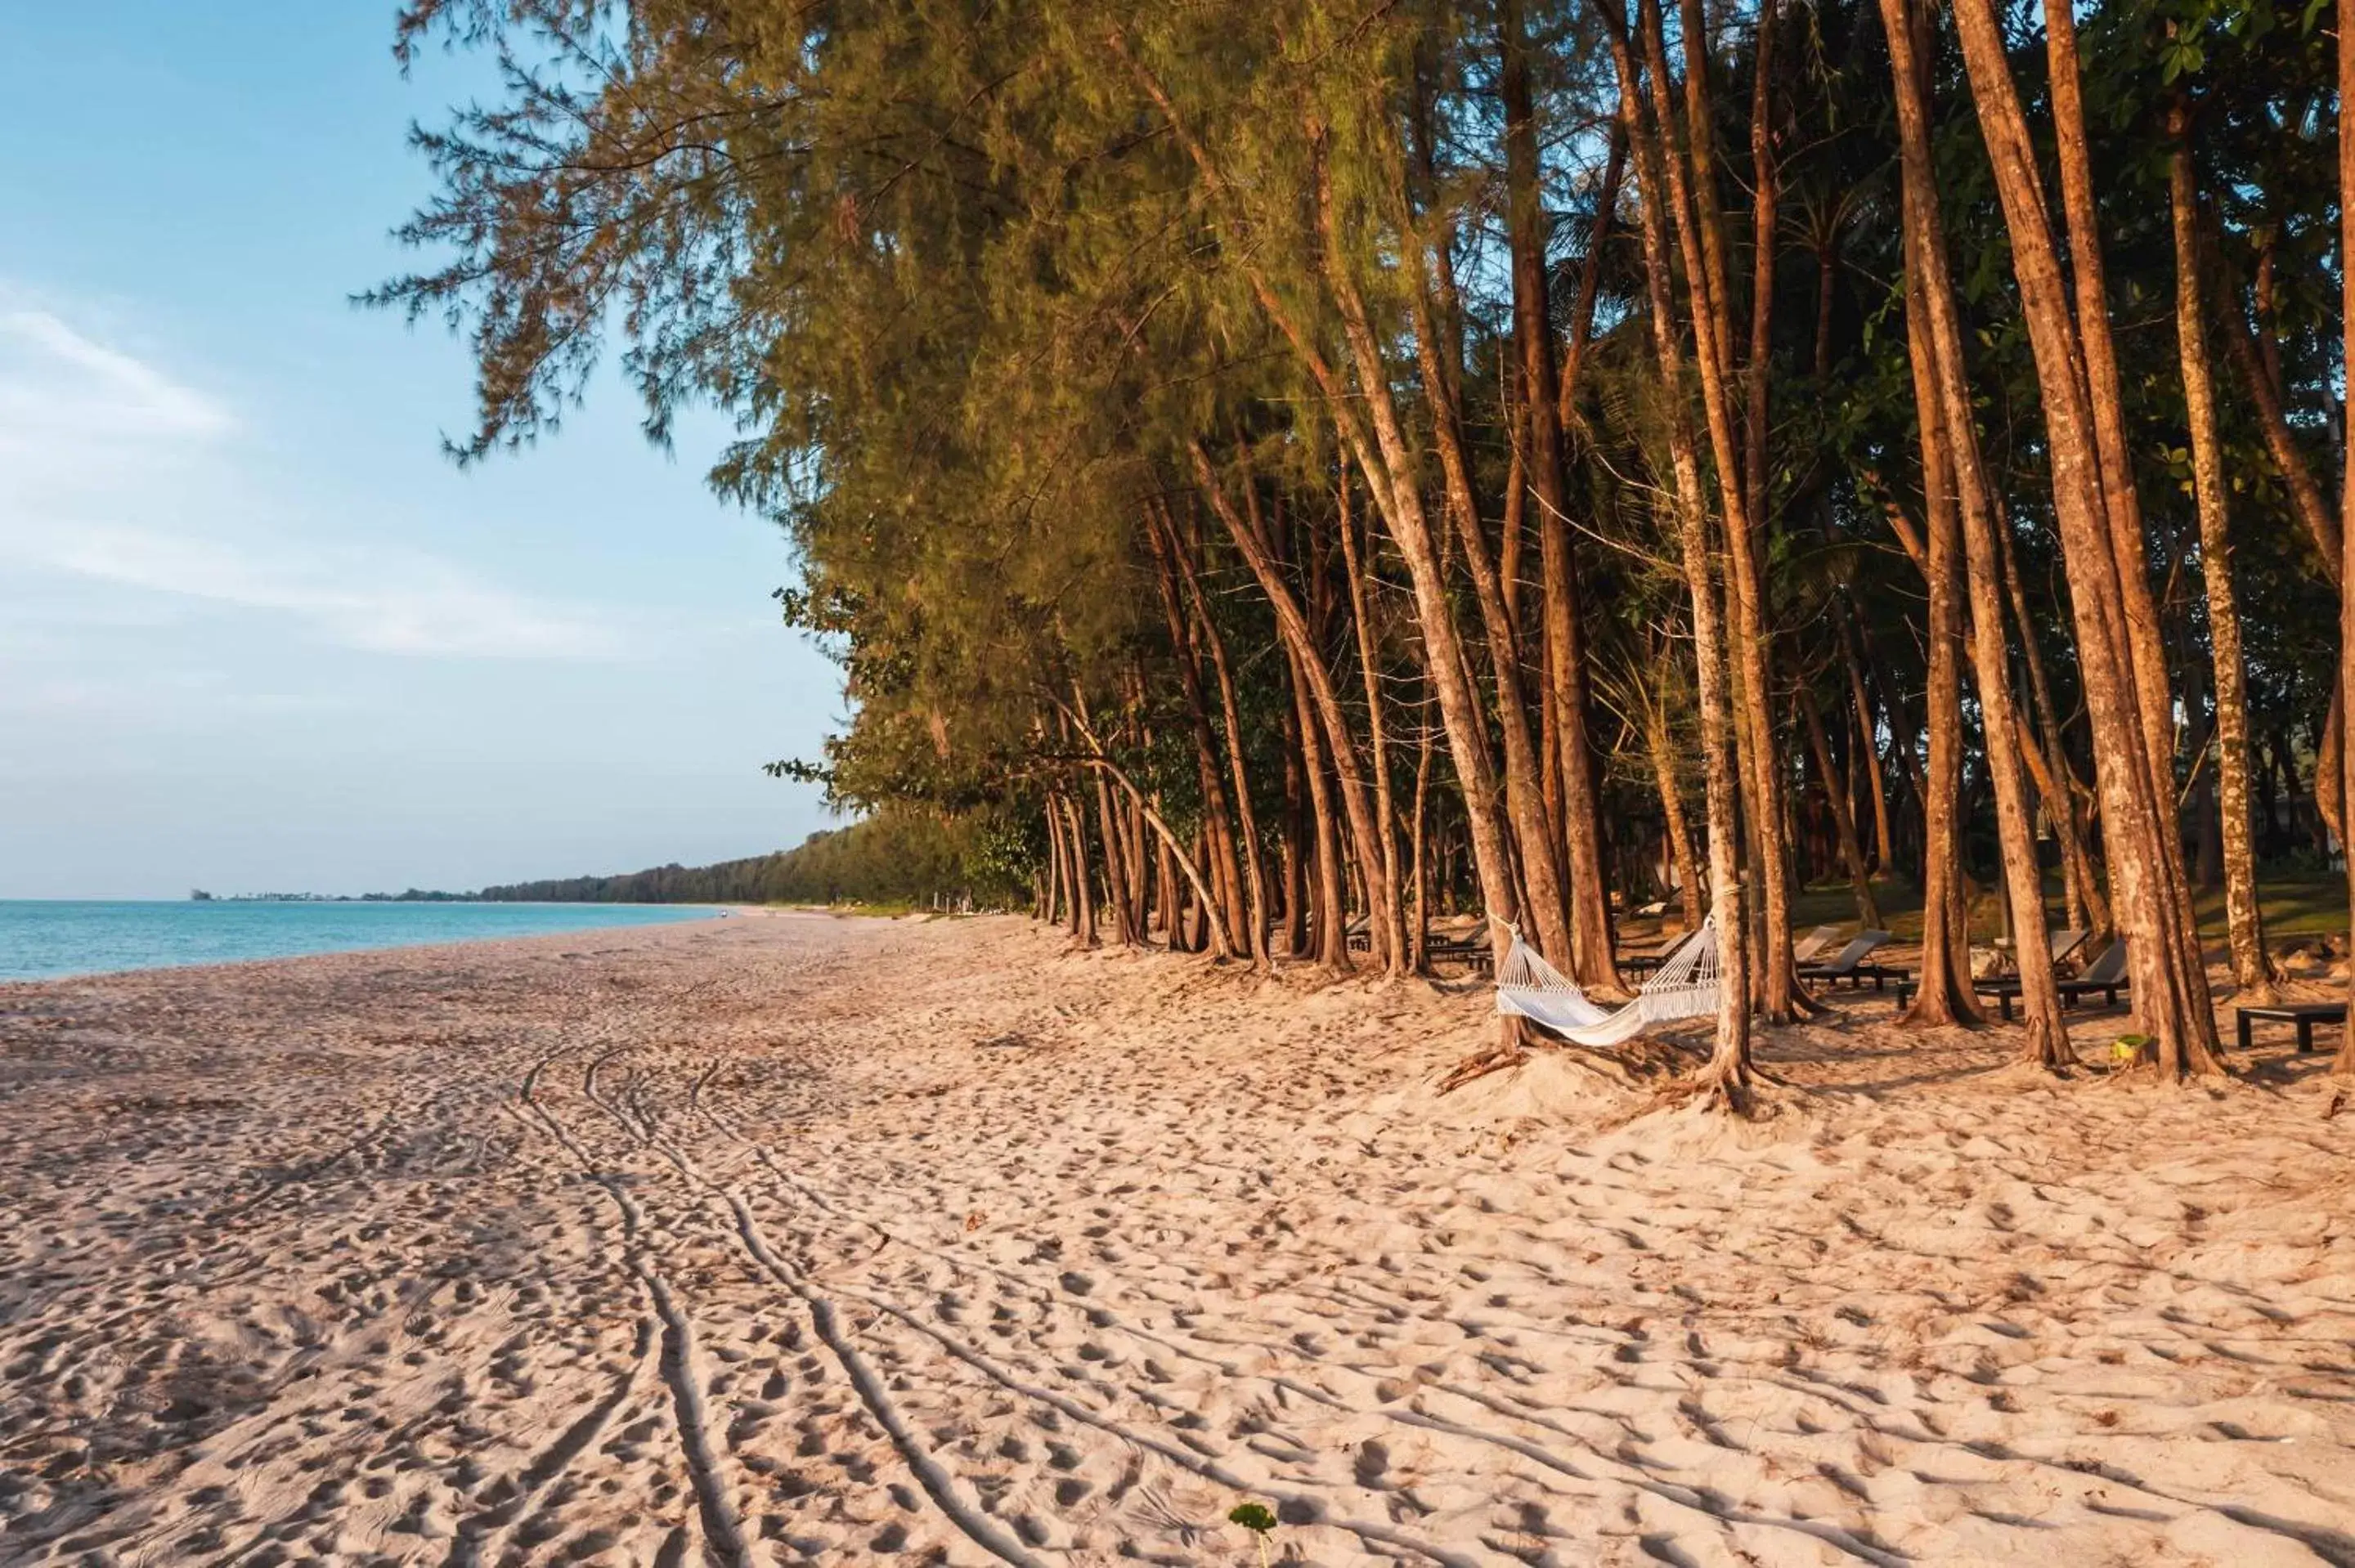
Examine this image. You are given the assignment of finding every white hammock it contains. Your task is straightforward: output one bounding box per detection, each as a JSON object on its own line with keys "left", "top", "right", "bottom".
{"left": 1494, "top": 916, "right": 1722, "bottom": 1047}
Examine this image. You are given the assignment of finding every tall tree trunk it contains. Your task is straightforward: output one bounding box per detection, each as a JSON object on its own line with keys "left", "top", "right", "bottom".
{"left": 1838, "top": 609, "right": 1896, "bottom": 871}
{"left": 1897, "top": 223, "right": 1980, "bottom": 1025}
{"left": 1951, "top": 0, "right": 2221, "bottom": 1076}
{"left": 1062, "top": 791, "right": 1097, "bottom": 948}
{"left": 1390, "top": 193, "right": 1578, "bottom": 970}
{"left": 1502, "top": 0, "right": 1620, "bottom": 989}
{"left": 1884, "top": 0, "right": 2065, "bottom": 1061}
{"left": 1638, "top": 664, "right": 1707, "bottom": 933}
{"left": 1740, "top": 0, "right": 1798, "bottom": 1016}
{"left": 1093, "top": 768, "right": 1134, "bottom": 945}
{"left": 1169, "top": 513, "right": 1274, "bottom": 966}
{"left": 1290, "top": 649, "right": 1348, "bottom": 969}
{"left": 1044, "top": 795, "right": 1065, "bottom": 928}
{"left": 1559, "top": 128, "right": 1627, "bottom": 436}
{"left": 1143, "top": 510, "right": 1250, "bottom": 961}
{"left": 1279, "top": 697, "right": 1309, "bottom": 956}
{"left": 2040, "top": 0, "right": 2182, "bottom": 811}
{"left": 2336, "top": 4, "right": 2355, "bottom": 1077}
{"left": 1107, "top": 37, "right": 1516, "bottom": 947}
{"left": 1801, "top": 685, "right": 1883, "bottom": 928}
{"left": 1411, "top": 688, "right": 1435, "bottom": 971}
{"left": 1337, "top": 453, "right": 1404, "bottom": 978}
{"left": 1195, "top": 446, "right": 1400, "bottom": 971}
{"left": 1641, "top": 0, "right": 1798, "bottom": 1019}
{"left": 1604, "top": 0, "right": 1753, "bottom": 1102}
{"left": 2170, "top": 96, "right": 2268, "bottom": 998}
{"left": 2037, "top": 0, "right": 2214, "bottom": 1032}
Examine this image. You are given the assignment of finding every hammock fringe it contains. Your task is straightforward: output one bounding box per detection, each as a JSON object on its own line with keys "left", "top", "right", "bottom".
{"left": 1493, "top": 916, "right": 1721, "bottom": 1048}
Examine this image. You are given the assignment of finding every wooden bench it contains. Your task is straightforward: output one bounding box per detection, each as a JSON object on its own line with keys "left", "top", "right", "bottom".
{"left": 2235, "top": 1002, "right": 2346, "bottom": 1055}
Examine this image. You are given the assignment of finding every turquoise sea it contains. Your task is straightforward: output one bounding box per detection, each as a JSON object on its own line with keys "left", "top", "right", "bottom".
{"left": 0, "top": 901, "right": 718, "bottom": 983}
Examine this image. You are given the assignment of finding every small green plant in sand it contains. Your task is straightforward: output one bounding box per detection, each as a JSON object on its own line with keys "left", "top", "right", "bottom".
{"left": 1227, "top": 1501, "right": 1277, "bottom": 1566}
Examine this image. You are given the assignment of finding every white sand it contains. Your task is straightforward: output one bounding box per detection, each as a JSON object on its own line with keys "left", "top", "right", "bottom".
{"left": 2, "top": 912, "right": 2350, "bottom": 1566}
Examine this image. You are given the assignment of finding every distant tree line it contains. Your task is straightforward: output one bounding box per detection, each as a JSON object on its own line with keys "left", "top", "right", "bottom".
{"left": 470, "top": 813, "right": 1031, "bottom": 908}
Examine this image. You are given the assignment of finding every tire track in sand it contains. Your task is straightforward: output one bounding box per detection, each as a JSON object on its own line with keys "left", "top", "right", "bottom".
{"left": 693, "top": 1077, "right": 1487, "bottom": 1568}
{"left": 576, "top": 1050, "right": 1051, "bottom": 1567}
{"left": 515, "top": 1048, "right": 753, "bottom": 1568}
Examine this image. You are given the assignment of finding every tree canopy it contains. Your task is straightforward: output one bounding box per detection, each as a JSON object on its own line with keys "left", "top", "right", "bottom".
{"left": 383, "top": 0, "right": 2355, "bottom": 1099}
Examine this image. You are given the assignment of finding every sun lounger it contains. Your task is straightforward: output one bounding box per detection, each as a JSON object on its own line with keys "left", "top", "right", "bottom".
{"left": 1426, "top": 923, "right": 1495, "bottom": 974}
{"left": 1901, "top": 939, "right": 2128, "bottom": 1015}
{"left": 1618, "top": 924, "right": 1711, "bottom": 979}
{"left": 1797, "top": 930, "right": 1895, "bottom": 989}
{"left": 1620, "top": 925, "right": 1703, "bottom": 978}
{"left": 2053, "top": 940, "right": 2129, "bottom": 1009}
{"left": 1957, "top": 929, "right": 2092, "bottom": 1018}
{"left": 1790, "top": 924, "right": 1845, "bottom": 964}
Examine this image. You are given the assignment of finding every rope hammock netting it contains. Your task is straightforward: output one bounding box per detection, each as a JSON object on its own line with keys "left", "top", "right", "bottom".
{"left": 1493, "top": 916, "right": 1722, "bottom": 1048}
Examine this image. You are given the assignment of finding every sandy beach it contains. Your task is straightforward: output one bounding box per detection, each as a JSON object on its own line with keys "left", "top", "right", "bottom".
{"left": 2, "top": 913, "right": 2352, "bottom": 1566}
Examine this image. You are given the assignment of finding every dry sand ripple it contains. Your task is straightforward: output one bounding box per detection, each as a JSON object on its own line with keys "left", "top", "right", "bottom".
{"left": 2, "top": 912, "right": 2352, "bottom": 1566}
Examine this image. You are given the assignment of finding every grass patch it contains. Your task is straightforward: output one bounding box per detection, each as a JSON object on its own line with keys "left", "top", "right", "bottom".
{"left": 1787, "top": 869, "right": 2349, "bottom": 943}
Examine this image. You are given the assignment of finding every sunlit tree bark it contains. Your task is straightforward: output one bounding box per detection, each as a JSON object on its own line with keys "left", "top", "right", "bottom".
{"left": 2169, "top": 93, "right": 2268, "bottom": 1000}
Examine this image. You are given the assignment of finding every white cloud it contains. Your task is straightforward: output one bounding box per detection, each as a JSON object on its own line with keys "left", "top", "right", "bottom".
{"left": 0, "top": 297, "right": 624, "bottom": 661}
{"left": 0, "top": 308, "right": 235, "bottom": 442}
{"left": 20, "top": 522, "right": 620, "bottom": 659}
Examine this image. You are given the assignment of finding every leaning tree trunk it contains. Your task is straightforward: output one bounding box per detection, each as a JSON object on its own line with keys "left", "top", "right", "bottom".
{"left": 1170, "top": 513, "right": 1275, "bottom": 967}
{"left": 1994, "top": 498, "right": 2108, "bottom": 935}
{"left": 2034, "top": 0, "right": 2215, "bottom": 1042}
{"left": 1800, "top": 686, "right": 1882, "bottom": 929}
{"left": 2170, "top": 96, "right": 2269, "bottom": 1000}
{"left": 1092, "top": 765, "right": 1136, "bottom": 945}
{"left": 1604, "top": 0, "right": 1752, "bottom": 1103}
{"left": 1290, "top": 652, "right": 1349, "bottom": 970}
{"left": 1884, "top": 0, "right": 2065, "bottom": 1063}
{"left": 1304, "top": 154, "right": 1524, "bottom": 946}
{"left": 1110, "top": 38, "right": 1469, "bottom": 961}
{"left": 1144, "top": 505, "right": 1250, "bottom": 963}
{"left": 1392, "top": 200, "right": 1579, "bottom": 970}
{"left": 1952, "top": 0, "right": 2221, "bottom": 1077}
{"left": 1194, "top": 446, "right": 1400, "bottom": 972}
{"left": 1503, "top": 0, "right": 1620, "bottom": 989}
{"left": 1898, "top": 229, "right": 1980, "bottom": 1027}
{"left": 2219, "top": 290, "right": 2343, "bottom": 577}
{"left": 1337, "top": 457, "right": 1405, "bottom": 979}
{"left": 2337, "top": 5, "right": 2355, "bottom": 1077}
{"left": 1641, "top": 0, "right": 1798, "bottom": 1020}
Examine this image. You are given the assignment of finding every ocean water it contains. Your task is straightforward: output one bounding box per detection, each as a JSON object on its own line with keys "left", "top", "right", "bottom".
{"left": 0, "top": 901, "right": 719, "bottom": 983}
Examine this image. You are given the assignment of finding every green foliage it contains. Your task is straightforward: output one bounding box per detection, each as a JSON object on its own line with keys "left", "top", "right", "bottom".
{"left": 475, "top": 809, "right": 1035, "bottom": 908}
{"left": 380, "top": 0, "right": 2354, "bottom": 938}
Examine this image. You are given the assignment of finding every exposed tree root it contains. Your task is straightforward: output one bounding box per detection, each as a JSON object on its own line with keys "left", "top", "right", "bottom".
{"left": 1434, "top": 1019, "right": 1700, "bottom": 1095}
{"left": 1436, "top": 1045, "right": 1530, "bottom": 1095}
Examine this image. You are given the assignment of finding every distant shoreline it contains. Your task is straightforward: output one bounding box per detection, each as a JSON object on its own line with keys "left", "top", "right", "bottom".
{"left": 0, "top": 899, "right": 745, "bottom": 985}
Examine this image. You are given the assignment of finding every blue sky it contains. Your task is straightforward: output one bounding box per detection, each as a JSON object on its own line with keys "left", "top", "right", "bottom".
{"left": 0, "top": 6, "right": 840, "bottom": 898}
